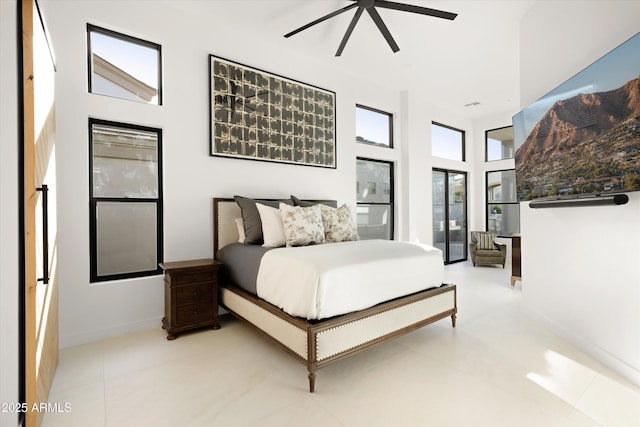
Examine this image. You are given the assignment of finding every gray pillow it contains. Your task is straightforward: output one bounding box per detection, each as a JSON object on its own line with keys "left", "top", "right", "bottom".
{"left": 234, "top": 196, "right": 293, "bottom": 244}
{"left": 290, "top": 195, "right": 338, "bottom": 208}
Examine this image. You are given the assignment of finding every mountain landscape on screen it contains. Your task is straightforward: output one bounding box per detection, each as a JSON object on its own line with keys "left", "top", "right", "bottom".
{"left": 515, "top": 75, "right": 640, "bottom": 200}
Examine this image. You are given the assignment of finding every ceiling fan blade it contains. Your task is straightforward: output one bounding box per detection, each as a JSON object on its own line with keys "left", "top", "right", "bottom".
{"left": 335, "top": 7, "right": 365, "bottom": 56}
{"left": 366, "top": 7, "right": 399, "bottom": 53}
{"left": 284, "top": 3, "right": 359, "bottom": 38}
{"left": 375, "top": 0, "right": 457, "bottom": 20}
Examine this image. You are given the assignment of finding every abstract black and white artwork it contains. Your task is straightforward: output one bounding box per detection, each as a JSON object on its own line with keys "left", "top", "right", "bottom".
{"left": 210, "top": 55, "right": 336, "bottom": 168}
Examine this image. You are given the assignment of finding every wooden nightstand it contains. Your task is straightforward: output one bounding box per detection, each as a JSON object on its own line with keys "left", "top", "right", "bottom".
{"left": 160, "top": 259, "right": 222, "bottom": 340}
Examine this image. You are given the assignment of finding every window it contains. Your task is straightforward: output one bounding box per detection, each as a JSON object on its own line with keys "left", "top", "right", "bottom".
{"left": 431, "top": 122, "right": 465, "bottom": 161}
{"left": 356, "top": 158, "right": 393, "bottom": 240}
{"left": 89, "top": 118, "right": 163, "bottom": 282}
{"left": 486, "top": 126, "right": 514, "bottom": 161}
{"left": 87, "top": 24, "right": 162, "bottom": 105}
{"left": 355, "top": 104, "right": 393, "bottom": 148}
{"left": 486, "top": 169, "right": 520, "bottom": 236}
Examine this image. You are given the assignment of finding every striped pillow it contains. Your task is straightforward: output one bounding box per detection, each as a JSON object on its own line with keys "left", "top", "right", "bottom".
{"left": 475, "top": 232, "right": 496, "bottom": 250}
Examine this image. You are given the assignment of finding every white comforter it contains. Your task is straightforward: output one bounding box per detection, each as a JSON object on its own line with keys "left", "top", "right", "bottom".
{"left": 256, "top": 240, "right": 445, "bottom": 319}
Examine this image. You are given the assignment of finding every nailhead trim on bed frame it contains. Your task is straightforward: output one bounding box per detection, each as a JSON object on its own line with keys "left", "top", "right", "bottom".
{"left": 315, "top": 291, "right": 454, "bottom": 360}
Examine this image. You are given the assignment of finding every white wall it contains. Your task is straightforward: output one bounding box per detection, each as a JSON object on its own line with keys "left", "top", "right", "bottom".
{"left": 400, "top": 90, "right": 474, "bottom": 244}
{"left": 471, "top": 112, "right": 518, "bottom": 258}
{"left": 1, "top": 1, "right": 20, "bottom": 425}
{"left": 519, "top": 1, "right": 640, "bottom": 385}
{"left": 43, "top": 1, "right": 475, "bottom": 347}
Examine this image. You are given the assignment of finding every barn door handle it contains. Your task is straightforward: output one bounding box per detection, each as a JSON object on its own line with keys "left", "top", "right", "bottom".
{"left": 36, "top": 184, "right": 49, "bottom": 284}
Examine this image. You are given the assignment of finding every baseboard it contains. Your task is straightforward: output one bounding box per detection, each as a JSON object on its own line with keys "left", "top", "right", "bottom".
{"left": 59, "top": 316, "right": 163, "bottom": 349}
{"left": 523, "top": 306, "right": 640, "bottom": 387}
{"left": 60, "top": 307, "right": 230, "bottom": 348}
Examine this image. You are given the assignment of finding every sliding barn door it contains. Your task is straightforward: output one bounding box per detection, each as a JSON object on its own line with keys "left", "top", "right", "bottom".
{"left": 21, "top": 0, "right": 59, "bottom": 425}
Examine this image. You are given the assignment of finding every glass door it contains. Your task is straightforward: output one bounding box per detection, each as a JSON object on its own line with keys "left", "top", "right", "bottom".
{"left": 432, "top": 171, "right": 447, "bottom": 255}
{"left": 447, "top": 172, "right": 467, "bottom": 262}
{"left": 432, "top": 169, "right": 467, "bottom": 264}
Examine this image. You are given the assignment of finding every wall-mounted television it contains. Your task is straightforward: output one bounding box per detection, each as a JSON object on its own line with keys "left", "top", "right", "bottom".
{"left": 513, "top": 32, "right": 640, "bottom": 202}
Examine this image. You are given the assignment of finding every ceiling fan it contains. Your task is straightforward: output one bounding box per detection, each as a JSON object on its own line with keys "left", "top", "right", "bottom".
{"left": 284, "top": 0, "right": 458, "bottom": 56}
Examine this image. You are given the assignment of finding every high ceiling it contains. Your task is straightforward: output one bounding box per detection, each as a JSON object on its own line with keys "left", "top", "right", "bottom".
{"left": 174, "top": 0, "right": 536, "bottom": 119}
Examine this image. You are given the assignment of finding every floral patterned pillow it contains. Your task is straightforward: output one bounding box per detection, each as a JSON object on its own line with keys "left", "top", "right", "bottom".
{"left": 279, "top": 203, "right": 325, "bottom": 247}
{"left": 320, "top": 204, "right": 358, "bottom": 243}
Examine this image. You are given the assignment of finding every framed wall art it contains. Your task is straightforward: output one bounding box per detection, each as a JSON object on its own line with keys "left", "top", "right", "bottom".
{"left": 209, "top": 55, "right": 336, "bottom": 168}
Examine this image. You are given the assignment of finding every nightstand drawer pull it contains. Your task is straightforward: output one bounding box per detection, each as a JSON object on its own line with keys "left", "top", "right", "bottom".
{"left": 175, "top": 271, "right": 214, "bottom": 284}
{"left": 176, "top": 283, "right": 212, "bottom": 305}
{"left": 176, "top": 302, "right": 213, "bottom": 324}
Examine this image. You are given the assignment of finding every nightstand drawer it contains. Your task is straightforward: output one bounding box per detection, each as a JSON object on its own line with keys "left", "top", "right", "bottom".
{"left": 176, "top": 302, "right": 213, "bottom": 324}
{"left": 174, "top": 271, "right": 214, "bottom": 285}
{"left": 176, "top": 283, "right": 212, "bottom": 306}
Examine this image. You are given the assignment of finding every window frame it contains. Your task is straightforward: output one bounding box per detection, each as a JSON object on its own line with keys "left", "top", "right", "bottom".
{"left": 431, "top": 121, "right": 466, "bottom": 161}
{"left": 485, "top": 125, "right": 514, "bottom": 162}
{"left": 88, "top": 117, "right": 164, "bottom": 282}
{"left": 485, "top": 168, "right": 520, "bottom": 237}
{"left": 87, "top": 24, "right": 163, "bottom": 105}
{"left": 356, "top": 157, "right": 394, "bottom": 240}
{"left": 355, "top": 104, "right": 393, "bottom": 148}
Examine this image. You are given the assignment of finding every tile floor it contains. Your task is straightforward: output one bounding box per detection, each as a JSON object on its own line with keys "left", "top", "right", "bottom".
{"left": 43, "top": 261, "right": 640, "bottom": 427}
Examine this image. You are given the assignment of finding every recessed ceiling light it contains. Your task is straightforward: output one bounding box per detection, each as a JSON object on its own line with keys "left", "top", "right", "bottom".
{"left": 464, "top": 101, "right": 481, "bottom": 107}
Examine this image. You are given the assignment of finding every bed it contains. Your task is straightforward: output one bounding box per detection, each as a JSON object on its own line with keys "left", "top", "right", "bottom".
{"left": 213, "top": 197, "right": 457, "bottom": 392}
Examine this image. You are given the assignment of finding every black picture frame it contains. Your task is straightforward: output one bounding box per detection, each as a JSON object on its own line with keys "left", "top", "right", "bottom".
{"left": 209, "top": 55, "right": 336, "bottom": 168}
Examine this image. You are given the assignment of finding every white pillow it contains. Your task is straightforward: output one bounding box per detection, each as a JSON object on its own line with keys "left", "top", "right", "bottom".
{"left": 256, "top": 203, "right": 286, "bottom": 248}
{"left": 235, "top": 218, "right": 246, "bottom": 243}
{"left": 279, "top": 203, "right": 325, "bottom": 247}
{"left": 320, "top": 204, "right": 358, "bottom": 243}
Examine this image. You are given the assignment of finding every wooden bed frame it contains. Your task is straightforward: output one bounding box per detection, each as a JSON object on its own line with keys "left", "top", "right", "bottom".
{"left": 213, "top": 198, "right": 457, "bottom": 392}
